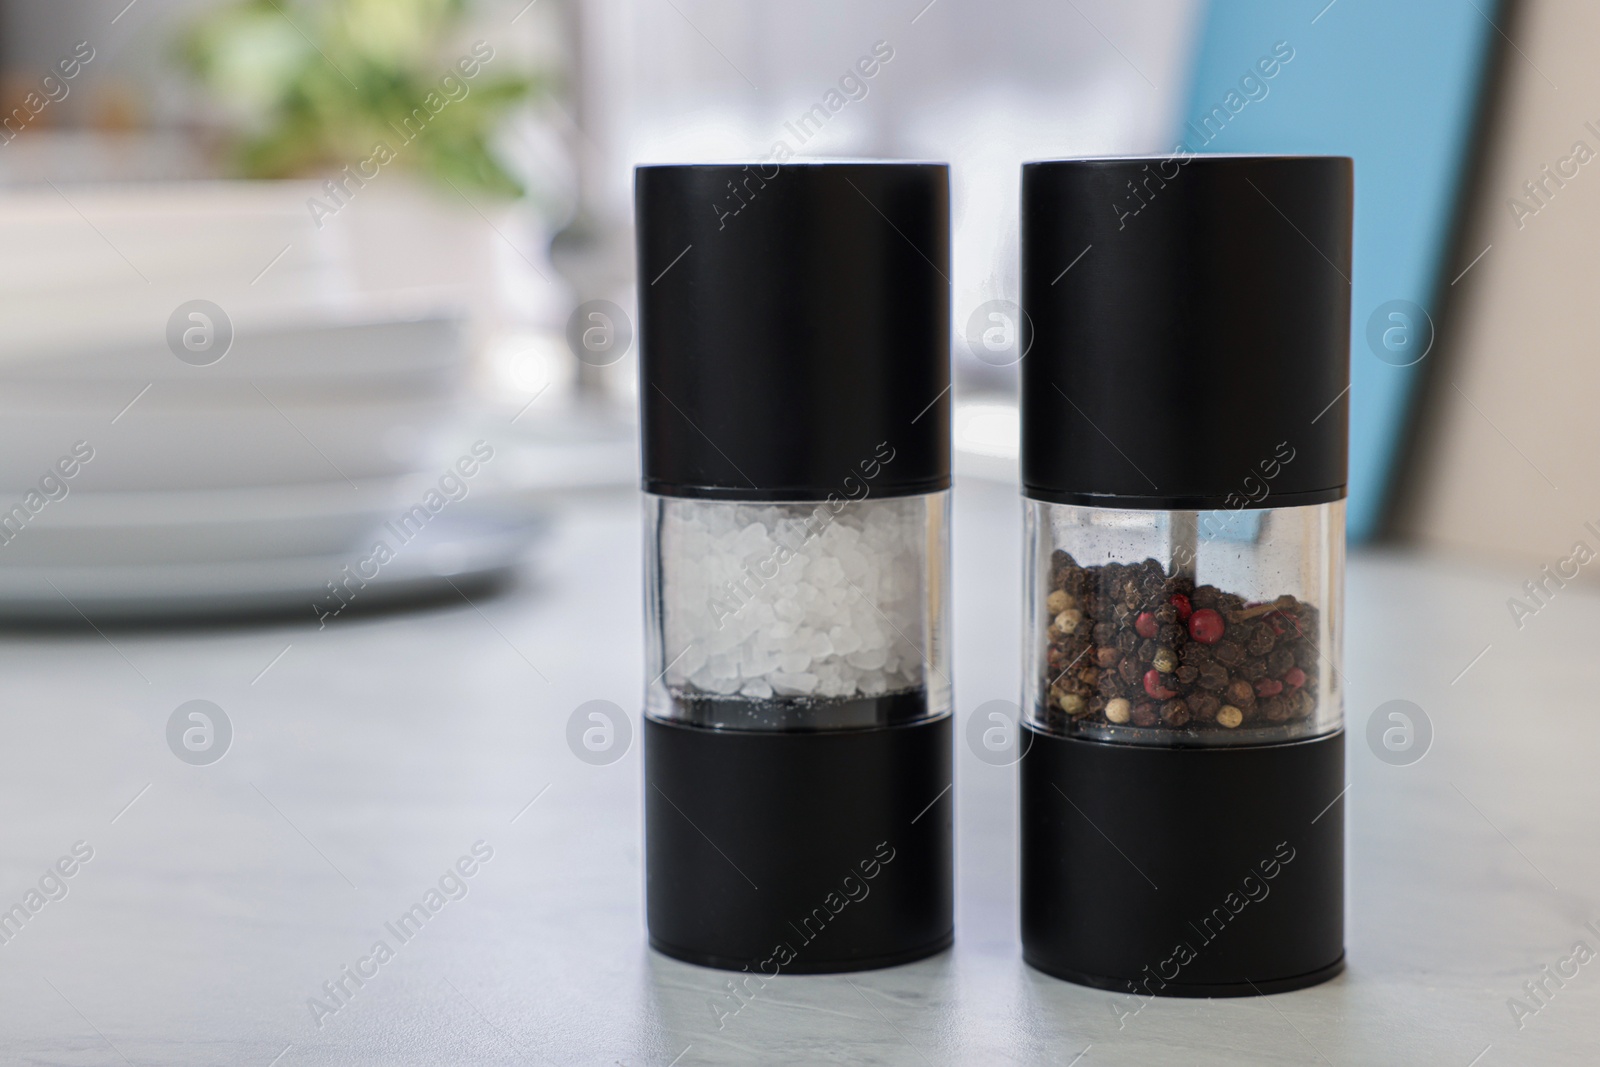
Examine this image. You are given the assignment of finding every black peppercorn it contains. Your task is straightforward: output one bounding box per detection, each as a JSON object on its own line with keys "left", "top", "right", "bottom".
{"left": 1225, "top": 678, "right": 1255, "bottom": 707}
{"left": 1188, "top": 691, "right": 1221, "bottom": 722}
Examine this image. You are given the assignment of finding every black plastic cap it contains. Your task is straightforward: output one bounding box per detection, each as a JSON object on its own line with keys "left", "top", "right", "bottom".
{"left": 1021, "top": 156, "right": 1352, "bottom": 509}
{"left": 636, "top": 163, "right": 951, "bottom": 501}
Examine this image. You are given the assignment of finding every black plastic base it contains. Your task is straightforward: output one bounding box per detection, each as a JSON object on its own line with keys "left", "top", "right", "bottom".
{"left": 1020, "top": 727, "right": 1344, "bottom": 997}
{"left": 644, "top": 714, "right": 953, "bottom": 974}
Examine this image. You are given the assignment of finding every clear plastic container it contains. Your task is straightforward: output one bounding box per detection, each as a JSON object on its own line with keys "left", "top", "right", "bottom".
{"left": 645, "top": 492, "right": 951, "bottom": 731}
{"left": 1024, "top": 500, "right": 1343, "bottom": 745}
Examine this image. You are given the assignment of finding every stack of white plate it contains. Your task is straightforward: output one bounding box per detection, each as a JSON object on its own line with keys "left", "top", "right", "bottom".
{"left": 0, "top": 182, "right": 534, "bottom": 619}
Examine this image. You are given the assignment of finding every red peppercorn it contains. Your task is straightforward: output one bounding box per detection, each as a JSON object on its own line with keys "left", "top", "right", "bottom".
{"left": 1255, "top": 678, "right": 1284, "bottom": 698}
{"left": 1188, "top": 608, "right": 1225, "bottom": 644}
{"left": 1134, "top": 612, "right": 1159, "bottom": 639}
{"left": 1169, "top": 593, "right": 1192, "bottom": 622}
{"left": 1143, "top": 669, "right": 1177, "bottom": 701}
{"left": 1284, "top": 667, "right": 1307, "bottom": 689}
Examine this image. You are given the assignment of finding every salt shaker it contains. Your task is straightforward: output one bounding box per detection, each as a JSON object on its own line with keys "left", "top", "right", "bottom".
{"left": 1018, "top": 155, "right": 1352, "bottom": 995}
{"left": 636, "top": 163, "right": 954, "bottom": 973}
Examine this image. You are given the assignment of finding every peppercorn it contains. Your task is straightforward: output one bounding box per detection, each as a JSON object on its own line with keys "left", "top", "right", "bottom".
{"left": 1134, "top": 611, "right": 1158, "bottom": 638}
{"left": 1255, "top": 678, "right": 1284, "bottom": 698}
{"left": 1188, "top": 691, "right": 1220, "bottom": 722}
{"left": 1055, "top": 609, "right": 1083, "bottom": 634}
{"left": 1284, "top": 666, "right": 1307, "bottom": 689}
{"left": 1104, "top": 697, "right": 1131, "bottom": 724}
{"left": 1199, "top": 663, "right": 1229, "bottom": 690}
{"left": 1213, "top": 641, "right": 1243, "bottom": 667}
{"left": 1059, "top": 691, "right": 1086, "bottom": 716}
{"left": 1096, "top": 646, "right": 1121, "bottom": 669}
{"left": 1217, "top": 705, "right": 1244, "bottom": 728}
{"left": 1188, "top": 608, "right": 1226, "bottom": 644}
{"left": 1225, "top": 678, "right": 1255, "bottom": 707}
{"left": 1152, "top": 648, "right": 1177, "bottom": 673}
{"left": 1247, "top": 624, "right": 1276, "bottom": 656}
{"left": 1170, "top": 593, "right": 1193, "bottom": 621}
{"left": 1143, "top": 669, "right": 1177, "bottom": 701}
{"left": 1162, "top": 701, "right": 1190, "bottom": 727}
{"left": 1139, "top": 571, "right": 1165, "bottom": 600}
{"left": 1175, "top": 664, "right": 1200, "bottom": 685}
{"left": 1130, "top": 703, "right": 1158, "bottom": 728}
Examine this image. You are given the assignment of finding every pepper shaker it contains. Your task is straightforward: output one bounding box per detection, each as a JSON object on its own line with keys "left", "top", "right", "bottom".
{"left": 1018, "top": 155, "right": 1351, "bottom": 995}
{"left": 636, "top": 163, "right": 954, "bottom": 973}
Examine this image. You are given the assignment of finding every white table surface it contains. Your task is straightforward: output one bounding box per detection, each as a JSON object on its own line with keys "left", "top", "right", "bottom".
{"left": 0, "top": 477, "right": 1595, "bottom": 1066}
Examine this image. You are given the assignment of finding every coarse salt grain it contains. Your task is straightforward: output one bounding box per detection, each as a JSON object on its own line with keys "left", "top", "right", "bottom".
{"left": 662, "top": 497, "right": 927, "bottom": 700}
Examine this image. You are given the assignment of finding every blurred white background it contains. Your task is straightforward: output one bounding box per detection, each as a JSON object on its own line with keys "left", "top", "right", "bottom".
{"left": 0, "top": 0, "right": 1200, "bottom": 619}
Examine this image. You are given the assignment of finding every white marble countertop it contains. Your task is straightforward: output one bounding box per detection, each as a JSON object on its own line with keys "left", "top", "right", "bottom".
{"left": 0, "top": 478, "right": 1595, "bottom": 1066}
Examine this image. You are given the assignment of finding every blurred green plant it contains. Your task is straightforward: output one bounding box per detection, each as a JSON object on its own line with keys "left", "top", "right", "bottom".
{"left": 181, "top": 0, "right": 545, "bottom": 198}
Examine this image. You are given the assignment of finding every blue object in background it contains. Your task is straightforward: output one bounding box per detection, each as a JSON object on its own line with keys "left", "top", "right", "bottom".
{"left": 1179, "top": 0, "right": 1500, "bottom": 542}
